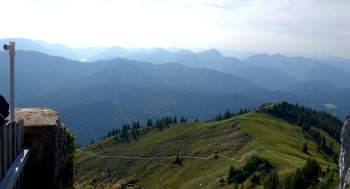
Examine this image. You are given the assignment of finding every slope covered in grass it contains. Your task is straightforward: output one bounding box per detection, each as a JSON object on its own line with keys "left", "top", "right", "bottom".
{"left": 75, "top": 107, "right": 341, "bottom": 189}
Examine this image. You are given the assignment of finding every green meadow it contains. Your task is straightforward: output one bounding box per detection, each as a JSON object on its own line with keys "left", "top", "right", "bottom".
{"left": 75, "top": 108, "right": 340, "bottom": 189}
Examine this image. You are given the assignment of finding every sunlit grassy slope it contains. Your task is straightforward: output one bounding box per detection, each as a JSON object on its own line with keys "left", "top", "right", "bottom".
{"left": 75, "top": 111, "right": 340, "bottom": 189}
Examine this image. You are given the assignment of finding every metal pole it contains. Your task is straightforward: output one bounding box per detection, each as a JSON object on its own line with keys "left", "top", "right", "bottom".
{"left": 7, "top": 42, "right": 15, "bottom": 124}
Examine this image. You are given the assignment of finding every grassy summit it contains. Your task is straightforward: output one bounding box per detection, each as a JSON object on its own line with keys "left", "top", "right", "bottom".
{"left": 75, "top": 103, "right": 341, "bottom": 189}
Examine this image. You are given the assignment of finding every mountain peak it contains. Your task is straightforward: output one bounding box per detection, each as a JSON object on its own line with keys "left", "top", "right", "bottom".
{"left": 272, "top": 53, "right": 287, "bottom": 60}
{"left": 109, "top": 46, "right": 125, "bottom": 50}
{"left": 201, "top": 48, "right": 222, "bottom": 56}
{"left": 196, "top": 48, "right": 223, "bottom": 62}
{"left": 273, "top": 53, "right": 285, "bottom": 57}
{"left": 175, "top": 49, "right": 193, "bottom": 55}
{"left": 87, "top": 46, "right": 131, "bottom": 62}
{"left": 151, "top": 48, "right": 168, "bottom": 53}
{"left": 244, "top": 53, "right": 271, "bottom": 62}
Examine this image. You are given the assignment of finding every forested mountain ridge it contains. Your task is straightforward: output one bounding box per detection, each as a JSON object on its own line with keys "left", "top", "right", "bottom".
{"left": 0, "top": 50, "right": 347, "bottom": 144}
{"left": 1, "top": 38, "right": 347, "bottom": 188}
{"left": 76, "top": 102, "right": 341, "bottom": 188}
{"left": 259, "top": 101, "right": 342, "bottom": 141}
{"left": 0, "top": 50, "right": 119, "bottom": 101}
{"left": 6, "top": 51, "right": 261, "bottom": 144}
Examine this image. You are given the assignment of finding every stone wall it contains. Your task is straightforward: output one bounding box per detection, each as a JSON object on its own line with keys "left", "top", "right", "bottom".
{"left": 14, "top": 108, "right": 72, "bottom": 189}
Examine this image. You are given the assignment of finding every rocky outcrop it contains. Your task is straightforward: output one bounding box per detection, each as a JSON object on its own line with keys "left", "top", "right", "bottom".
{"left": 14, "top": 108, "right": 74, "bottom": 189}
{"left": 339, "top": 118, "right": 350, "bottom": 189}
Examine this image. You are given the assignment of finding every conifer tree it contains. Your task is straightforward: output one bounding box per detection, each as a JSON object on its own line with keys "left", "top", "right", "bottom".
{"left": 219, "top": 177, "right": 225, "bottom": 186}
{"left": 132, "top": 127, "right": 138, "bottom": 141}
{"left": 136, "top": 127, "right": 140, "bottom": 136}
{"left": 302, "top": 142, "right": 308, "bottom": 154}
{"left": 290, "top": 168, "right": 304, "bottom": 189}
{"left": 162, "top": 116, "right": 165, "bottom": 124}
{"left": 216, "top": 113, "right": 223, "bottom": 121}
{"left": 195, "top": 117, "right": 199, "bottom": 122}
{"left": 147, "top": 118, "right": 152, "bottom": 126}
{"left": 227, "top": 165, "right": 235, "bottom": 184}
{"left": 223, "top": 110, "right": 231, "bottom": 119}
{"left": 320, "top": 134, "right": 326, "bottom": 151}
{"left": 173, "top": 153, "right": 182, "bottom": 166}
{"left": 250, "top": 173, "right": 259, "bottom": 184}
{"left": 180, "top": 116, "right": 184, "bottom": 123}
{"left": 263, "top": 172, "right": 279, "bottom": 189}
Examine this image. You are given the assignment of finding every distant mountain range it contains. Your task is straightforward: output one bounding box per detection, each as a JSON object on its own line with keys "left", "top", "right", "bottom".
{"left": 3, "top": 37, "right": 348, "bottom": 63}
{"left": 1, "top": 38, "right": 350, "bottom": 144}
{"left": 0, "top": 38, "right": 80, "bottom": 60}
{"left": 85, "top": 46, "right": 350, "bottom": 88}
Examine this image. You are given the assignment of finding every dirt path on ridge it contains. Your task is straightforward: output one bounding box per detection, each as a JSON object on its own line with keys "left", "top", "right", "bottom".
{"left": 77, "top": 149, "right": 258, "bottom": 162}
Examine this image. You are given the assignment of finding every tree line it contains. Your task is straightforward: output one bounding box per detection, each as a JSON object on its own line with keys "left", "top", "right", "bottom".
{"left": 223, "top": 157, "right": 337, "bottom": 189}
{"left": 92, "top": 101, "right": 342, "bottom": 147}
{"left": 258, "top": 101, "right": 342, "bottom": 142}
{"left": 207, "top": 108, "right": 252, "bottom": 122}
{"left": 277, "top": 158, "right": 337, "bottom": 189}
{"left": 226, "top": 156, "right": 272, "bottom": 185}
{"left": 98, "top": 115, "right": 189, "bottom": 144}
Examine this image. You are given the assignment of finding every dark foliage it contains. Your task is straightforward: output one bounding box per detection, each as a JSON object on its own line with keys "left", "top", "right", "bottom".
{"left": 57, "top": 131, "right": 76, "bottom": 187}
{"left": 208, "top": 108, "right": 252, "bottom": 122}
{"left": 250, "top": 173, "right": 259, "bottom": 184}
{"left": 227, "top": 156, "right": 272, "bottom": 184}
{"left": 101, "top": 115, "right": 188, "bottom": 145}
{"left": 259, "top": 101, "right": 342, "bottom": 142}
{"left": 263, "top": 171, "right": 279, "bottom": 189}
{"left": 279, "top": 158, "right": 322, "bottom": 189}
{"left": 302, "top": 142, "right": 308, "bottom": 154}
{"left": 172, "top": 153, "right": 183, "bottom": 166}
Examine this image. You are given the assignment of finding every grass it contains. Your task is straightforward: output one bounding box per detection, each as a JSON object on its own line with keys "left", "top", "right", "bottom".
{"left": 75, "top": 111, "right": 340, "bottom": 189}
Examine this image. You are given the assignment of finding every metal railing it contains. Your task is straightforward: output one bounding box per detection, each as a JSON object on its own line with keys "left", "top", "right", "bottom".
{"left": 0, "top": 120, "right": 31, "bottom": 189}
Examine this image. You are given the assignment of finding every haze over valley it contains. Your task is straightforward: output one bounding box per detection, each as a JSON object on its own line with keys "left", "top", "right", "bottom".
{"left": 0, "top": 38, "right": 349, "bottom": 145}
{"left": 0, "top": 1, "right": 349, "bottom": 187}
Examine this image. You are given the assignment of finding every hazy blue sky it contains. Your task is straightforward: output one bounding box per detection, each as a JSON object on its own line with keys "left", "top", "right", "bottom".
{"left": 0, "top": 0, "right": 349, "bottom": 57}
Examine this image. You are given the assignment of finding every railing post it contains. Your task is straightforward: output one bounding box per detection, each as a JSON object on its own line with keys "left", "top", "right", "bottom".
{"left": 17, "top": 121, "right": 22, "bottom": 154}
{"left": 8, "top": 124, "right": 12, "bottom": 170}
{"left": 17, "top": 121, "right": 23, "bottom": 188}
{"left": 20, "top": 120, "right": 24, "bottom": 188}
{"left": 12, "top": 122, "right": 17, "bottom": 164}
{"left": 0, "top": 125, "right": 2, "bottom": 180}
{"left": 0, "top": 120, "right": 28, "bottom": 189}
{"left": 3, "top": 124, "right": 8, "bottom": 178}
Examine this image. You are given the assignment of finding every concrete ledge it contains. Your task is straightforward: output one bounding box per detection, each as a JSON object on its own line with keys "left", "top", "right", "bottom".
{"left": 15, "top": 108, "right": 59, "bottom": 126}
{"left": 14, "top": 108, "right": 70, "bottom": 189}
